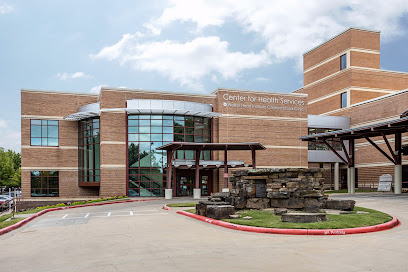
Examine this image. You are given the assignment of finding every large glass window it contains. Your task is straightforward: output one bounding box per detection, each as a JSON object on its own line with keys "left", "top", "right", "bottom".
{"left": 340, "top": 54, "right": 347, "bottom": 70}
{"left": 128, "top": 115, "right": 212, "bottom": 197}
{"left": 30, "top": 120, "right": 59, "bottom": 146}
{"left": 31, "top": 171, "right": 59, "bottom": 197}
{"left": 308, "top": 128, "right": 341, "bottom": 151}
{"left": 78, "top": 118, "right": 100, "bottom": 182}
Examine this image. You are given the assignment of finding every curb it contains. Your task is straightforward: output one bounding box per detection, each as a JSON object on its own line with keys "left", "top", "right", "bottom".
{"left": 0, "top": 199, "right": 159, "bottom": 236}
{"left": 162, "top": 205, "right": 171, "bottom": 211}
{"left": 176, "top": 210, "right": 400, "bottom": 235}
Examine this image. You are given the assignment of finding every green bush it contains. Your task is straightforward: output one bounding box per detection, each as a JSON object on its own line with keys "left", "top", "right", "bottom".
{"left": 72, "top": 201, "right": 85, "bottom": 205}
{"left": 117, "top": 196, "right": 124, "bottom": 199}
{"left": 56, "top": 203, "right": 66, "bottom": 207}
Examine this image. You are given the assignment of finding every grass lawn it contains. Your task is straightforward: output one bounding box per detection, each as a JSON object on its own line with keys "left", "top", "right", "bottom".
{"left": 0, "top": 218, "right": 25, "bottom": 229}
{"left": 167, "top": 202, "right": 198, "bottom": 207}
{"left": 220, "top": 207, "right": 392, "bottom": 229}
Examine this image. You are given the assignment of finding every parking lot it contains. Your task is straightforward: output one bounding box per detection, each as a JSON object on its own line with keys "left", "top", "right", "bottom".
{"left": 1, "top": 194, "right": 408, "bottom": 272}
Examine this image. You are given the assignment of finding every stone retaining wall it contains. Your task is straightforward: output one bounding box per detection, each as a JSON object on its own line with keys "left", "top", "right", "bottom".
{"left": 229, "top": 168, "right": 327, "bottom": 212}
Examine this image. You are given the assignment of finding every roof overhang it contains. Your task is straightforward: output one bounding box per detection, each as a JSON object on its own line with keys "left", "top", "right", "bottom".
{"left": 156, "top": 142, "right": 266, "bottom": 151}
{"left": 126, "top": 99, "right": 221, "bottom": 118}
{"left": 301, "top": 116, "right": 408, "bottom": 141}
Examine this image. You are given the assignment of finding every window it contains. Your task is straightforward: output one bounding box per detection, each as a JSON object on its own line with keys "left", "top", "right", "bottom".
{"left": 78, "top": 118, "right": 100, "bottom": 182}
{"left": 31, "top": 171, "right": 59, "bottom": 197}
{"left": 308, "top": 128, "right": 341, "bottom": 151}
{"left": 127, "top": 114, "right": 212, "bottom": 197}
{"left": 341, "top": 92, "right": 347, "bottom": 108}
{"left": 340, "top": 54, "right": 347, "bottom": 70}
{"left": 30, "top": 120, "right": 59, "bottom": 146}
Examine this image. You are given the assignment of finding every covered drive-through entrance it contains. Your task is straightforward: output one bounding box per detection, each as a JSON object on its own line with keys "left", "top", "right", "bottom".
{"left": 300, "top": 115, "right": 408, "bottom": 194}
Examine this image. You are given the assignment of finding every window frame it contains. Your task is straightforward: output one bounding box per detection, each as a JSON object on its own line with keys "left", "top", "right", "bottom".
{"left": 30, "top": 119, "right": 59, "bottom": 147}
{"left": 30, "top": 171, "right": 59, "bottom": 197}
{"left": 341, "top": 92, "right": 347, "bottom": 108}
{"left": 340, "top": 54, "right": 347, "bottom": 70}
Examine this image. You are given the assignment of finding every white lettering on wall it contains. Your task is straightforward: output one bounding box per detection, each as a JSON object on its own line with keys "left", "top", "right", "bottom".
{"left": 222, "top": 94, "right": 305, "bottom": 111}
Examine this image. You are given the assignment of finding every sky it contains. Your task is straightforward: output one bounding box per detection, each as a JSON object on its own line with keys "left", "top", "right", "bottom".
{"left": 1, "top": 0, "right": 408, "bottom": 152}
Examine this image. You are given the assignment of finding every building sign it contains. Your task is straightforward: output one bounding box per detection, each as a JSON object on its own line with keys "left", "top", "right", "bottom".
{"left": 378, "top": 174, "right": 392, "bottom": 192}
{"left": 221, "top": 93, "right": 305, "bottom": 112}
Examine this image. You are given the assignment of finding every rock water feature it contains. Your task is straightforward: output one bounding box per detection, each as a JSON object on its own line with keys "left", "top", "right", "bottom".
{"left": 197, "top": 168, "right": 355, "bottom": 223}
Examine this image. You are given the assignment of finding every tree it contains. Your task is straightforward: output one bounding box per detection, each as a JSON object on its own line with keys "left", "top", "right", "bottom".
{"left": 0, "top": 148, "right": 21, "bottom": 190}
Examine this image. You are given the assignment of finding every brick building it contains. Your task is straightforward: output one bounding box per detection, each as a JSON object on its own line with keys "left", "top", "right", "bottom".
{"left": 21, "top": 27, "right": 408, "bottom": 198}
{"left": 296, "top": 27, "right": 408, "bottom": 191}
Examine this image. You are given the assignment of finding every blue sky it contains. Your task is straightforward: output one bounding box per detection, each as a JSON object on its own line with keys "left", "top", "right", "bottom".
{"left": 1, "top": 0, "right": 408, "bottom": 152}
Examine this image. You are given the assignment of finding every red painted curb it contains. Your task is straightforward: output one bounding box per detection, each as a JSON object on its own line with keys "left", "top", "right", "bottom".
{"left": 162, "top": 205, "right": 171, "bottom": 210}
{"left": 0, "top": 199, "right": 158, "bottom": 236}
{"left": 177, "top": 210, "right": 400, "bottom": 235}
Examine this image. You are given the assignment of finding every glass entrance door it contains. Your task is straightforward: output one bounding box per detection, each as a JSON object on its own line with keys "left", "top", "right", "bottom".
{"left": 176, "top": 170, "right": 212, "bottom": 197}
{"left": 179, "top": 175, "right": 194, "bottom": 196}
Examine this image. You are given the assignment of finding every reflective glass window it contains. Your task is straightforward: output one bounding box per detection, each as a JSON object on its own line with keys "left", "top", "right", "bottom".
{"left": 30, "top": 119, "right": 59, "bottom": 146}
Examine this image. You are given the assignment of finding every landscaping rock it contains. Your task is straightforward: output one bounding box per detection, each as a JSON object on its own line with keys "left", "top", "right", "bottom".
{"left": 196, "top": 201, "right": 231, "bottom": 216}
{"left": 281, "top": 213, "right": 327, "bottom": 223}
{"left": 243, "top": 216, "right": 252, "bottom": 220}
{"left": 304, "top": 198, "right": 321, "bottom": 213}
{"left": 246, "top": 198, "right": 270, "bottom": 209}
{"left": 206, "top": 205, "right": 235, "bottom": 220}
{"left": 229, "top": 214, "right": 240, "bottom": 219}
{"left": 233, "top": 197, "right": 247, "bottom": 209}
{"left": 274, "top": 208, "right": 288, "bottom": 215}
{"left": 323, "top": 199, "right": 355, "bottom": 211}
{"left": 357, "top": 211, "right": 369, "bottom": 214}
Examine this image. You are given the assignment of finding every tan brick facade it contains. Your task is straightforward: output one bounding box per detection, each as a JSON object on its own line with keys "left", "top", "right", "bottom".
{"left": 21, "top": 87, "right": 308, "bottom": 198}
{"left": 299, "top": 28, "right": 408, "bottom": 189}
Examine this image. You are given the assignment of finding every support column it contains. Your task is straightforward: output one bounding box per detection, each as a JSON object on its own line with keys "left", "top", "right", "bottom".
{"left": 251, "top": 149, "right": 256, "bottom": 169}
{"left": 395, "top": 132, "right": 402, "bottom": 194}
{"left": 347, "top": 167, "right": 351, "bottom": 194}
{"left": 349, "top": 138, "right": 355, "bottom": 194}
{"left": 334, "top": 162, "right": 339, "bottom": 191}
{"left": 165, "top": 150, "right": 173, "bottom": 199}
{"left": 350, "top": 166, "right": 355, "bottom": 194}
{"left": 193, "top": 149, "right": 201, "bottom": 199}
{"left": 222, "top": 148, "right": 229, "bottom": 192}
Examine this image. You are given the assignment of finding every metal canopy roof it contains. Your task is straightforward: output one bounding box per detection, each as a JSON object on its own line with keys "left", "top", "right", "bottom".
{"left": 156, "top": 142, "right": 266, "bottom": 151}
{"left": 300, "top": 116, "right": 408, "bottom": 141}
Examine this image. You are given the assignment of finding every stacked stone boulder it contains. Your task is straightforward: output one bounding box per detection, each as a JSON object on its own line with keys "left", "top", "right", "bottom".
{"left": 229, "top": 168, "right": 330, "bottom": 212}
{"left": 196, "top": 192, "right": 235, "bottom": 220}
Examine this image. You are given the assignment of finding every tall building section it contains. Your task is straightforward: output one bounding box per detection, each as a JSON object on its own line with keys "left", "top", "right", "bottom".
{"left": 297, "top": 27, "right": 408, "bottom": 190}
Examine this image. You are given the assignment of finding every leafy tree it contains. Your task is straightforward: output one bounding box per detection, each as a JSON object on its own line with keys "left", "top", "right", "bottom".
{"left": 0, "top": 148, "right": 21, "bottom": 191}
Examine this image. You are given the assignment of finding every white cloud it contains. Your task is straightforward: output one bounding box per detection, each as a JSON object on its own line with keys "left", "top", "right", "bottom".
{"left": 57, "top": 72, "right": 91, "bottom": 80}
{"left": 91, "top": 36, "right": 270, "bottom": 91}
{"left": 89, "top": 84, "right": 107, "bottom": 94}
{"left": 92, "top": 0, "right": 408, "bottom": 89}
{"left": 0, "top": 119, "right": 20, "bottom": 152}
{"left": 255, "top": 77, "right": 269, "bottom": 82}
{"left": 152, "top": 0, "right": 408, "bottom": 61}
{"left": 0, "top": 3, "right": 13, "bottom": 14}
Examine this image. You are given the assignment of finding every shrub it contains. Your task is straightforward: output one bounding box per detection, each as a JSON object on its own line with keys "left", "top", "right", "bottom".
{"left": 56, "top": 203, "right": 66, "bottom": 207}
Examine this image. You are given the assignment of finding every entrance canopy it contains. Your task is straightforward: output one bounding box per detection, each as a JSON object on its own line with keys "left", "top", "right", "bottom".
{"left": 157, "top": 142, "right": 266, "bottom": 199}
{"left": 156, "top": 142, "right": 266, "bottom": 151}
{"left": 301, "top": 116, "right": 408, "bottom": 142}
{"left": 300, "top": 115, "right": 408, "bottom": 194}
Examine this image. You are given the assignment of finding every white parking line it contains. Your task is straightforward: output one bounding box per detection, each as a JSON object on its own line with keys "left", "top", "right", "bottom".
{"left": 130, "top": 211, "right": 133, "bottom": 215}
{"left": 107, "top": 212, "right": 111, "bottom": 217}
{"left": 62, "top": 214, "right": 68, "bottom": 219}
{"left": 84, "top": 213, "right": 90, "bottom": 218}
